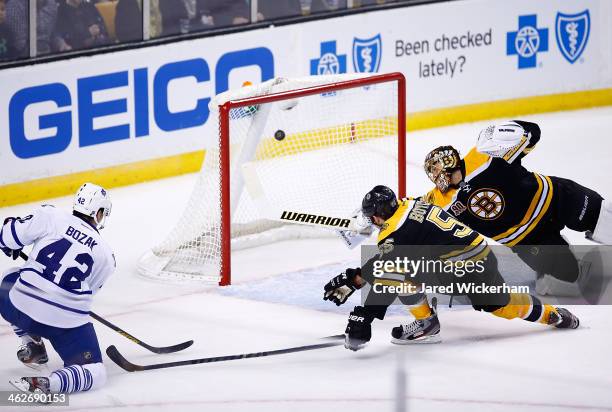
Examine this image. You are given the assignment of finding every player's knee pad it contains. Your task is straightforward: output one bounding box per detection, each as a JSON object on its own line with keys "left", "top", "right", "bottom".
{"left": 589, "top": 199, "right": 612, "bottom": 244}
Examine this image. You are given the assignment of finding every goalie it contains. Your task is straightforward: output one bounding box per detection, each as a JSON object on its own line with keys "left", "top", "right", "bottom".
{"left": 323, "top": 186, "right": 579, "bottom": 351}
{"left": 422, "top": 120, "right": 610, "bottom": 295}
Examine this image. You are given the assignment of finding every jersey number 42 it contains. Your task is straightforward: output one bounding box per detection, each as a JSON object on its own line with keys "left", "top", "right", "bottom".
{"left": 36, "top": 239, "right": 93, "bottom": 292}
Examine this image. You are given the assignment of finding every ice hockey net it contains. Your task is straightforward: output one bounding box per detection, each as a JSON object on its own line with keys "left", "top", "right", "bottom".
{"left": 138, "top": 72, "right": 406, "bottom": 285}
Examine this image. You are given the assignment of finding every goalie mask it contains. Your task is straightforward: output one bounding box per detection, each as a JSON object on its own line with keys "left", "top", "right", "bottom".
{"left": 73, "top": 183, "right": 112, "bottom": 230}
{"left": 424, "top": 146, "right": 462, "bottom": 193}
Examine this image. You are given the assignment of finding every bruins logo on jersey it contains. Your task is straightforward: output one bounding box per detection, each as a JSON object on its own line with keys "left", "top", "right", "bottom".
{"left": 468, "top": 188, "right": 504, "bottom": 220}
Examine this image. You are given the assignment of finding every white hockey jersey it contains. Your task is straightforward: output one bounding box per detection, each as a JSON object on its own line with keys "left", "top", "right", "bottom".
{"left": 0, "top": 205, "right": 115, "bottom": 328}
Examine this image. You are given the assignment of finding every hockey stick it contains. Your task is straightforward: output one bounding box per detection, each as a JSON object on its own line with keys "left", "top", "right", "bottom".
{"left": 16, "top": 251, "right": 193, "bottom": 354}
{"left": 88, "top": 312, "right": 194, "bottom": 354}
{"left": 106, "top": 339, "right": 344, "bottom": 372}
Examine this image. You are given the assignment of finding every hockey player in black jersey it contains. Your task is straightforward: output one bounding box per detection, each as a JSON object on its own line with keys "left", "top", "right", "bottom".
{"left": 423, "top": 120, "right": 611, "bottom": 295}
{"left": 323, "top": 186, "right": 579, "bottom": 351}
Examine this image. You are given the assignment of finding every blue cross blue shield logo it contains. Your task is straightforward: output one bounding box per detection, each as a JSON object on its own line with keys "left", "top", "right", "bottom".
{"left": 555, "top": 10, "right": 590, "bottom": 64}
{"left": 310, "top": 41, "right": 347, "bottom": 75}
{"left": 352, "top": 34, "right": 382, "bottom": 73}
{"left": 507, "top": 15, "right": 549, "bottom": 69}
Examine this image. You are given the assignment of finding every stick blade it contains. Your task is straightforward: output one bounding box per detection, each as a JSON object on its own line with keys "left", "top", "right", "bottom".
{"left": 145, "top": 339, "right": 194, "bottom": 354}
{"left": 106, "top": 345, "right": 144, "bottom": 372}
{"left": 322, "top": 334, "right": 345, "bottom": 341}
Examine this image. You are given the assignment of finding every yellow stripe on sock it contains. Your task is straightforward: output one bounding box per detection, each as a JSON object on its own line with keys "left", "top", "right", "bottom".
{"left": 491, "top": 293, "right": 532, "bottom": 320}
{"left": 409, "top": 298, "right": 432, "bottom": 320}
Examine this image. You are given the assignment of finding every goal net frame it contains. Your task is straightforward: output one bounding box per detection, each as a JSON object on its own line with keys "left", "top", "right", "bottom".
{"left": 216, "top": 72, "right": 407, "bottom": 285}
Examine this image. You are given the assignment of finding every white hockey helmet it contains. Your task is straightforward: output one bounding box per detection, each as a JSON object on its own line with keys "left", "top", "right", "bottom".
{"left": 73, "top": 183, "right": 112, "bottom": 229}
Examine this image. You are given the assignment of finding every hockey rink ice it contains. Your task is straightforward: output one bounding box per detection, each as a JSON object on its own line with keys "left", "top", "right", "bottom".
{"left": 1, "top": 107, "right": 611, "bottom": 412}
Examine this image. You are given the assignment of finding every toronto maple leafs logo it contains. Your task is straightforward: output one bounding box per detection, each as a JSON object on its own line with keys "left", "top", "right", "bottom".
{"left": 555, "top": 10, "right": 590, "bottom": 64}
{"left": 352, "top": 34, "right": 382, "bottom": 73}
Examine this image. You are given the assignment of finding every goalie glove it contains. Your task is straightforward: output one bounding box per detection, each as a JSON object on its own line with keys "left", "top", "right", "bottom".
{"left": 323, "top": 268, "right": 361, "bottom": 306}
{"left": 477, "top": 121, "right": 530, "bottom": 163}
{"left": 344, "top": 306, "right": 373, "bottom": 351}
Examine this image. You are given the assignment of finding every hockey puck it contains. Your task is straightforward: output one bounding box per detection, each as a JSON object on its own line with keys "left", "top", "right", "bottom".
{"left": 274, "top": 130, "right": 286, "bottom": 141}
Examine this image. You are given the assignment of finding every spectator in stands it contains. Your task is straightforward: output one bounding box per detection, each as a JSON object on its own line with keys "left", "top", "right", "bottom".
{"left": 4, "top": 0, "right": 68, "bottom": 56}
{"left": 56, "top": 0, "right": 111, "bottom": 51}
{"left": 205, "top": 0, "right": 250, "bottom": 28}
{"left": 352, "top": 0, "right": 386, "bottom": 6}
{"left": 258, "top": 0, "right": 300, "bottom": 20}
{"left": 159, "top": 0, "right": 219, "bottom": 35}
{"left": 149, "top": 0, "right": 162, "bottom": 38}
{"left": 37, "top": 0, "right": 68, "bottom": 54}
{"left": 3, "top": 0, "right": 26, "bottom": 58}
{"left": 257, "top": 0, "right": 346, "bottom": 20}
{"left": 312, "top": 0, "right": 346, "bottom": 11}
{"left": 115, "top": 0, "right": 142, "bottom": 42}
{"left": 0, "top": 0, "right": 17, "bottom": 60}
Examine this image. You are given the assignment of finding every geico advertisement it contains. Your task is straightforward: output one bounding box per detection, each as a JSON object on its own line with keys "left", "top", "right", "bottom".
{"left": 0, "top": 0, "right": 609, "bottom": 186}
{"left": 0, "top": 30, "right": 282, "bottom": 185}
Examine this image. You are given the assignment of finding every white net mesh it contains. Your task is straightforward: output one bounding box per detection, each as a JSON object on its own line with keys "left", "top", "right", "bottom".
{"left": 138, "top": 74, "right": 402, "bottom": 283}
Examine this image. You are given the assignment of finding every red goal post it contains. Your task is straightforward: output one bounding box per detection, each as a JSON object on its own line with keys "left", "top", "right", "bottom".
{"left": 217, "top": 73, "right": 406, "bottom": 285}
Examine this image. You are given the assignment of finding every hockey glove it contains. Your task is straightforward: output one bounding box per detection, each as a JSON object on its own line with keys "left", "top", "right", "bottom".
{"left": 476, "top": 121, "right": 528, "bottom": 162}
{"left": 1, "top": 247, "right": 21, "bottom": 260}
{"left": 344, "top": 306, "right": 373, "bottom": 351}
{"left": 323, "top": 268, "right": 361, "bottom": 306}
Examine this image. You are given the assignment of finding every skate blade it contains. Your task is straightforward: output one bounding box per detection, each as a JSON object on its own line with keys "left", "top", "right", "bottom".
{"left": 391, "top": 334, "right": 442, "bottom": 345}
{"left": 22, "top": 362, "right": 49, "bottom": 373}
{"left": 8, "top": 379, "right": 51, "bottom": 404}
{"left": 8, "top": 378, "right": 28, "bottom": 393}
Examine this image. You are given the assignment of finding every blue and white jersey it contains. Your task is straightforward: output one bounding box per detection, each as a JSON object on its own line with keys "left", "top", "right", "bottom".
{"left": 1, "top": 205, "right": 115, "bottom": 328}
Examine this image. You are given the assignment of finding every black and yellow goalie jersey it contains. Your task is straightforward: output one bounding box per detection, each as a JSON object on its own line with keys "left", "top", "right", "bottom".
{"left": 424, "top": 121, "right": 550, "bottom": 246}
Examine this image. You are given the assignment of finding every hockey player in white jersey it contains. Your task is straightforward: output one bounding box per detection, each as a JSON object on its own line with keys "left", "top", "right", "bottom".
{"left": 0, "top": 183, "right": 115, "bottom": 396}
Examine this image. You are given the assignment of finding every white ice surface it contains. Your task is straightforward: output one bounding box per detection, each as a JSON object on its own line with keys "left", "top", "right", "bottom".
{"left": 1, "top": 107, "right": 611, "bottom": 412}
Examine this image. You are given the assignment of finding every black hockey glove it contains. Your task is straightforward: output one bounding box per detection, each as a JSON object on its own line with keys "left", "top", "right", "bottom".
{"left": 323, "top": 268, "right": 361, "bottom": 306}
{"left": 344, "top": 306, "right": 374, "bottom": 351}
{"left": 1, "top": 247, "right": 21, "bottom": 260}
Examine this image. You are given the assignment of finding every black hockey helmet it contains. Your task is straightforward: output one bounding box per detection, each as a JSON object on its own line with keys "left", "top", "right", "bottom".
{"left": 362, "top": 185, "right": 399, "bottom": 220}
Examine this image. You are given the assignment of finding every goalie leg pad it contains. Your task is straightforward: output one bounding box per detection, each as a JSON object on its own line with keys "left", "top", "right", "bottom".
{"left": 588, "top": 199, "right": 612, "bottom": 244}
